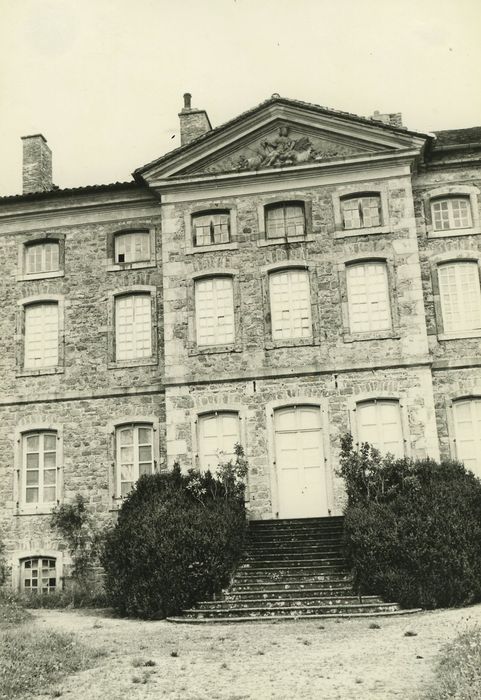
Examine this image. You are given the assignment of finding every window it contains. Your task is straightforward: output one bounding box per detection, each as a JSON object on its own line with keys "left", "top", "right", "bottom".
{"left": 265, "top": 203, "right": 305, "bottom": 238}
{"left": 115, "top": 423, "right": 154, "bottom": 497}
{"left": 192, "top": 211, "right": 230, "bottom": 247}
{"left": 453, "top": 399, "right": 481, "bottom": 478}
{"left": 432, "top": 198, "right": 472, "bottom": 232}
{"left": 114, "top": 231, "right": 151, "bottom": 264}
{"left": 22, "top": 431, "right": 58, "bottom": 506}
{"left": 269, "top": 269, "right": 312, "bottom": 340}
{"left": 346, "top": 262, "right": 391, "bottom": 333}
{"left": 198, "top": 412, "right": 240, "bottom": 474}
{"left": 21, "top": 557, "right": 57, "bottom": 594}
{"left": 115, "top": 293, "right": 152, "bottom": 360}
{"left": 341, "top": 195, "right": 381, "bottom": 230}
{"left": 195, "top": 277, "right": 235, "bottom": 346}
{"left": 24, "top": 241, "right": 59, "bottom": 274}
{"left": 356, "top": 399, "right": 405, "bottom": 458}
{"left": 438, "top": 262, "right": 481, "bottom": 334}
{"left": 24, "top": 302, "right": 59, "bottom": 368}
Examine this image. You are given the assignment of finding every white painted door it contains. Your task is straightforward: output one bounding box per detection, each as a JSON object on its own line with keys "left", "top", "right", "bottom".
{"left": 198, "top": 411, "right": 240, "bottom": 474}
{"left": 274, "top": 405, "right": 328, "bottom": 518}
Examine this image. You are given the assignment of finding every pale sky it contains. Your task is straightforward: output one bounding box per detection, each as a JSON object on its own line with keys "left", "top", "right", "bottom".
{"left": 0, "top": 0, "right": 480, "bottom": 196}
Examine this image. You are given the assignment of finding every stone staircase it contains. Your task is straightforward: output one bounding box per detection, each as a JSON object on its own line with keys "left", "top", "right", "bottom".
{"left": 168, "top": 516, "right": 416, "bottom": 623}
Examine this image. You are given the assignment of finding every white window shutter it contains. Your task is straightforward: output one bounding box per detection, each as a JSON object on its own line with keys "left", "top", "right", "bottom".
{"left": 269, "top": 269, "right": 312, "bottom": 340}
{"left": 346, "top": 262, "right": 391, "bottom": 334}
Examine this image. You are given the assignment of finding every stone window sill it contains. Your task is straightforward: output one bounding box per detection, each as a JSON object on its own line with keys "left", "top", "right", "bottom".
{"left": 108, "top": 357, "right": 158, "bottom": 369}
{"left": 188, "top": 344, "right": 242, "bottom": 356}
{"left": 438, "top": 331, "right": 481, "bottom": 341}
{"left": 265, "top": 337, "right": 318, "bottom": 350}
{"left": 334, "top": 225, "right": 390, "bottom": 239}
{"left": 15, "top": 505, "right": 56, "bottom": 516}
{"left": 427, "top": 226, "right": 481, "bottom": 239}
{"left": 16, "top": 366, "right": 64, "bottom": 378}
{"left": 16, "top": 270, "right": 64, "bottom": 282}
{"left": 186, "top": 242, "right": 239, "bottom": 255}
{"left": 343, "top": 331, "right": 400, "bottom": 343}
{"left": 106, "top": 261, "right": 156, "bottom": 272}
{"left": 257, "top": 235, "right": 314, "bottom": 248}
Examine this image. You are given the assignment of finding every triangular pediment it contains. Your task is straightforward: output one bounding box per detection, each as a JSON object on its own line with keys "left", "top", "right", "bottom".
{"left": 136, "top": 97, "right": 430, "bottom": 184}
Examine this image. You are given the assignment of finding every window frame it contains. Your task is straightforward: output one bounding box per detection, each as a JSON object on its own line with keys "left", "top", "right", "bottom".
{"left": 114, "top": 422, "right": 156, "bottom": 499}
{"left": 257, "top": 197, "right": 313, "bottom": 246}
{"left": 16, "top": 295, "right": 65, "bottom": 377}
{"left": 268, "top": 268, "right": 313, "bottom": 342}
{"left": 107, "top": 286, "right": 158, "bottom": 368}
{"left": 337, "top": 255, "right": 400, "bottom": 342}
{"left": 332, "top": 185, "right": 390, "bottom": 238}
{"left": 184, "top": 205, "right": 238, "bottom": 254}
{"left": 187, "top": 270, "right": 242, "bottom": 355}
{"left": 20, "top": 556, "right": 58, "bottom": 595}
{"left": 11, "top": 550, "right": 64, "bottom": 592}
{"left": 422, "top": 185, "right": 480, "bottom": 239}
{"left": 430, "top": 253, "right": 481, "bottom": 340}
{"left": 14, "top": 423, "right": 64, "bottom": 515}
{"left": 261, "top": 261, "right": 321, "bottom": 349}
{"left": 348, "top": 395, "right": 410, "bottom": 458}
{"left": 106, "top": 227, "right": 157, "bottom": 271}
{"left": 17, "top": 234, "right": 65, "bottom": 281}
{"left": 195, "top": 410, "right": 242, "bottom": 474}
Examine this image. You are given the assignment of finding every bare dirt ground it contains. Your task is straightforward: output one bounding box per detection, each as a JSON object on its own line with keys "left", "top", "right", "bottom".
{"left": 26, "top": 604, "right": 481, "bottom": 700}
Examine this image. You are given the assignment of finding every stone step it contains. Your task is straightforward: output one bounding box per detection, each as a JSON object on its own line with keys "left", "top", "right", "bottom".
{"left": 239, "top": 556, "right": 345, "bottom": 570}
{"left": 199, "top": 595, "right": 384, "bottom": 609}
{"left": 248, "top": 529, "right": 343, "bottom": 540}
{"left": 229, "top": 576, "right": 353, "bottom": 592}
{"left": 245, "top": 550, "right": 342, "bottom": 562}
{"left": 250, "top": 517, "right": 344, "bottom": 527}
{"left": 223, "top": 586, "right": 357, "bottom": 600}
{"left": 249, "top": 525, "right": 344, "bottom": 536}
{"left": 248, "top": 540, "right": 343, "bottom": 550}
{"left": 168, "top": 608, "right": 421, "bottom": 624}
{"left": 232, "top": 569, "right": 351, "bottom": 584}
{"left": 182, "top": 602, "right": 400, "bottom": 619}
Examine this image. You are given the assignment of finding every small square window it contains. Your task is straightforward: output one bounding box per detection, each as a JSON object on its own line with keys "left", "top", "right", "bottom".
{"left": 192, "top": 211, "right": 231, "bottom": 247}
{"left": 341, "top": 195, "right": 381, "bottom": 230}
{"left": 431, "top": 198, "right": 472, "bottom": 231}
{"left": 24, "top": 241, "right": 60, "bottom": 275}
{"left": 114, "top": 231, "right": 151, "bottom": 264}
{"left": 265, "top": 203, "right": 305, "bottom": 238}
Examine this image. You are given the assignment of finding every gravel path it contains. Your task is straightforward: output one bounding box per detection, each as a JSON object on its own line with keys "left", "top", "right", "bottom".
{"left": 27, "top": 604, "right": 481, "bottom": 700}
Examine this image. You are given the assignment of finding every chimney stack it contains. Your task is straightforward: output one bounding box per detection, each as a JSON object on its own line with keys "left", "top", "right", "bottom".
{"left": 371, "top": 110, "right": 404, "bottom": 129}
{"left": 21, "top": 134, "right": 53, "bottom": 194}
{"left": 179, "top": 93, "right": 212, "bottom": 146}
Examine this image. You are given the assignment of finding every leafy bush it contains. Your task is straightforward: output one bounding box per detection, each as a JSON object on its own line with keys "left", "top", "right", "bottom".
{"left": 339, "top": 434, "right": 481, "bottom": 609}
{"left": 101, "top": 447, "right": 247, "bottom": 618}
{"left": 0, "top": 535, "right": 6, "bottom": 587}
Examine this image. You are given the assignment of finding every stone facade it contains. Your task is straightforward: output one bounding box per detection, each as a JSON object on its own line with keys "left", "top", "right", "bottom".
{"left": 1, "top": 95, "right": 480, "bottom": 591}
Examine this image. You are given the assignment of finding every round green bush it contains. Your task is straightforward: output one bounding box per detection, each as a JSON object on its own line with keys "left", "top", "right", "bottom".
{"left": 339, "top": 436, "right": 481, "bottom": 609}
{"left": 101, "top": 465, "right": 246, "bottom": 618}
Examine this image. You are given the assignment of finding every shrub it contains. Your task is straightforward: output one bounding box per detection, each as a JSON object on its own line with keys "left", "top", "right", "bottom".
{"left": 339, "top": 434, "right": 481, "bottom": 609}
{"left": 0, "top": 535, "right": 6, "bottom": 587}
{"left": 101, "top": 447, "right": 247, "bottom": 618}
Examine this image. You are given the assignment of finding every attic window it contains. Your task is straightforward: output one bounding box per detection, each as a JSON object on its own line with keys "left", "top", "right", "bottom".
{"left": 114, "top": 231, "right": 151, "bottom": 264}
{"left": 431, "top": 197, "right": 472, "bottom": 232}
{"left": 192, "top": 211, "right": 231, "bottom": 247}
{"left": 265, "top": 202, "right": 305, "bottom": 238}
{"left": 341, "top": 194, "right": 382, "bottom": 230}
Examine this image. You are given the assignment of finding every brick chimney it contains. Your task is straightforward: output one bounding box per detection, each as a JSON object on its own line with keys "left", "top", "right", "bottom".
{"left": 178, "top": 93, "right": 212, "bottom": 146}
{"left": 371, "top": 110, "right": 404, "bottom": 129}
{"left": 21, "top": 134, "right": 53, "bottom": 194}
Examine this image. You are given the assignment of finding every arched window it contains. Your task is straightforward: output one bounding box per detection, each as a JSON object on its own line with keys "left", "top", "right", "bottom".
{"left": 21, "top": 431, "right": 58, "bottom": 506}
{"left": 194, "top": 276, "right": 235, "bottom": 346}
{"left": 265, "top": 202, "right": 305, "bottom": 238}
{"left": 438, "top": 261, "right": 481, "bottom": 334}
{"left": 346, "top": 261, "right": 391, "bottom": 333}
{"left": 114, "top": 293, "right": 152, "bottom": 360}
{"left": 115, "top": 423, "right": 154, "bottom": 497}
{"left": 356, "top": 399, "right": 405, "bottom": 458}
{"left": 431, "top": 197, "right": 472, "bottom": 232}
{"left": 197, "top": 411, "right": 240, "bottom": 474}
{"left": 269, "top": 268, "right": 312, "bottom": 340}
{"left": 192, "top": 211, "right": 231, "bottom": 247}
{"left": 341, "top": 194, "right": 381, "bottom": 230}
{"left": 20, "top": 557, "right": 57, "bottom": 594}
{"left": 452, "top": 399, "right": 481, "bottom": 478}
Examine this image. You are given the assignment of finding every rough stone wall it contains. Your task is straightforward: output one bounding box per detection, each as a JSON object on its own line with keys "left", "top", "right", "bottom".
{"left": 21, "top": 135, "right": 52, "bottom": 194}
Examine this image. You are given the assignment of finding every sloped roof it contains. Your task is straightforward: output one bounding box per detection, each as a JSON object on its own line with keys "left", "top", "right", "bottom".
{"left": 134, "top": 94, "right": 431, "bottom": 179}
{"left": 0, "top": 181, "right": 141, "bottom": 204}
{"left": 433, "top": 127, "right": 481, "bottom": 149}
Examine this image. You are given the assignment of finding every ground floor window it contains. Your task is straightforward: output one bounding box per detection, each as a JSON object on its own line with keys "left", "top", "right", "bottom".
{"left": 453, "top": 399, "right": 481, "bottom": 478}
{"left": 356, "top": 399, "right": 405, "bottom": 458}
{"left": 197, "top": 411, "right": 240, "bottom": 474}
{"left": 21, "top": 557, "right": 57, "bottom": 593}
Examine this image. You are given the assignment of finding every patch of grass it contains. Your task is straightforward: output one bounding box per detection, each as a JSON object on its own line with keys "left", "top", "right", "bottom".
{"left": 0, "top": 601, "right": 32, "bottom": 628}
{"left": 423, "top": 626, "right": 481, "bottom": 699}
{"left": 0, "top": 628, "right": 100, "bottom": 698}
{"left": 369, "top": 622, "right": 381, "bottom": 630}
